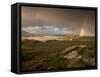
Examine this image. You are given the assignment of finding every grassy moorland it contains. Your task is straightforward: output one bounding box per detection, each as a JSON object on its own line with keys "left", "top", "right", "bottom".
{"left": 21, "top": 37, "right": 95, "bottom": 71}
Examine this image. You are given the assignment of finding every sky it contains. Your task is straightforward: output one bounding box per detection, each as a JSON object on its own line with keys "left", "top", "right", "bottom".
{"left": 21, "top": 6, "right": 95, "bottom": 36}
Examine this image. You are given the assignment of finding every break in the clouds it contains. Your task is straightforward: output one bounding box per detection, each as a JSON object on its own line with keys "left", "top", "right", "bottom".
{"left": 22, "top": 26, "right": 73, "bottom": 35}
{"left": 21, "top": 6, "right": 95, "bottom": 36}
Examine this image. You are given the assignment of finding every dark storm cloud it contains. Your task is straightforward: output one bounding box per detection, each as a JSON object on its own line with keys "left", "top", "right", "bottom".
{"left": 21, "top": 6, "right": 95, "bottom": 36}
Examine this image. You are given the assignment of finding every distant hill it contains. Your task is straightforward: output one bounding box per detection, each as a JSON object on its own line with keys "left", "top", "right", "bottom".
{"left": 22, "top": 31, "right": 29, "bottom": 35}
{"left": 22, "top": 31, "right": 33, "bottom": 37}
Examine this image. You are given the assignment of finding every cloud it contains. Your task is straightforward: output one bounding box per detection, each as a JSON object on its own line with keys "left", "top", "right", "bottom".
{"left": 22, "top": 26, "right": 72, "bottom": 35}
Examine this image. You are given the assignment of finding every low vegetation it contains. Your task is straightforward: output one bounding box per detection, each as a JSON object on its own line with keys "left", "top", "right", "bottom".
{"left": 21, "top": 38, "right": 95, "bottom": 71}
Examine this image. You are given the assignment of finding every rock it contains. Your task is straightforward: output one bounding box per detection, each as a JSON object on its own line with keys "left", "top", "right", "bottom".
{"left": 64, "top": 51, "right": 78, "bottom": 59}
